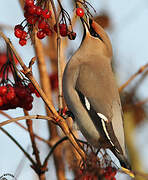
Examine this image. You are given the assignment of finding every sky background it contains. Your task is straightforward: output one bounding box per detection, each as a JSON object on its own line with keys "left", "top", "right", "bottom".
{"left": 0, "top": 0, "right": 148, "bottom": 179}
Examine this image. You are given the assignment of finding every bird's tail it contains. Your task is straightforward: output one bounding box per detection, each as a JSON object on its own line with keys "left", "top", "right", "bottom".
{"left": 114, "top": 150, "right": 131, "bottom": 170}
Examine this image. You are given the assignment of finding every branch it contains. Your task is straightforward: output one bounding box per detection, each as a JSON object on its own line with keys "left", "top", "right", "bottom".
{"left": 0, "top": 30, "right": 86, "bottom": 162}
{"left": 43, "top": 136, "right": 68, "bottom": 168}
{"left": 0, "top": 115, "right": 53, "bottom": 127}
{"left": 51, "top": 0, "right": 64, "bottom": 109}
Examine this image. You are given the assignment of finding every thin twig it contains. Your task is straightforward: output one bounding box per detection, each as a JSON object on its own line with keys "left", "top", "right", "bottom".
{"left": 18, "top": 0, "right": 24, "bottom": 9}
{"left": 0, "top": 110, "right": 51, "bottom": 145}
{"left": 135, "top": 97, "right": 148, "bottom": 107}
{"left": 24, "top": 110, "right": 42, "bottom": 167}
{"left": 50, "top": 0, "right": 57, "bottom": 20}
{"left": 43, "top": 136, "right": 68, "bottom": 167}
{"left": 0, "top": 127, "right": 36, "bottom": 166}
{"left": 51, "top": 0, "right": 64, "bottom": 109}
{"left": 0, "top": 115, "right": 53, "bottom": 127}
{"left": 119, "top": 63, "right": 148, "bottom": 92}
{"left": 57, "top": 34, "right": 63, "bottom": 109}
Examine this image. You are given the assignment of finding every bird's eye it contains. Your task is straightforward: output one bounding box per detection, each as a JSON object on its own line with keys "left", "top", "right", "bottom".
{"left": 89, "top": 26, "right": 103, "bottom": 41}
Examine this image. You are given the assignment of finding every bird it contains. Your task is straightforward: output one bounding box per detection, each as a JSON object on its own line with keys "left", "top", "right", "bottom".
{"left": 62, "top": 17, "right": 131, "bottom": 169}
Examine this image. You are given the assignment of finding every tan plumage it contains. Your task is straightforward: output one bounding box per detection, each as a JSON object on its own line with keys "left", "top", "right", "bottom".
{"left": 62, "top": 18, "right": 130, "bottom": 169}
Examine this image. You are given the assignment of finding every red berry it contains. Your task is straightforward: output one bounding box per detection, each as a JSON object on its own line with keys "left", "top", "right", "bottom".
{"left": 36, "top": 6, "right": 43, "bottom": 15}
{"left": 25, "top": 95, "right": 34, "bottom": 103}
{"left": 19, "top": 39, "right": 27, "bottom": 46}
{"left": 14, "top": 29, "right": 23, "bottom": 38}
{"left": 14, "top": 24, "right": 23, "bottom": 30}
{"left": 42, "top": 9, "right": 51, "bottom": 19}
{"left": 6, "top": 91, "right": 15, "bottom": 101}
{"left": 0, "top": 97, "right": 3, "bottom": 106}
{"left": 37, "top": 30, "right": 46, "bottom": 39}
{"left": 0, "top": 86, "right": 7, "bottom": 96}
{"left": 2, "top": 96, "right": 7, "bottom": 105}
{"left": 76, "top": 8, "right": 84, "bottom": 17}
{"left": 44, "top": 28, "right": 52, "bottom": 36}
{"left": 25, "top": 0, "right": 34, "bottom": 7}
{"left": 28, "top": 5, "right": 37, "bottom": 14}
{"left": 28, "top": 83, "right": 35, "bottom": 93}
{"left": 24, "top": 103, "right": 33, "bottom": 111}
{"left": 24, "top": 12, "right": 30, "bottom": 19}
{"left": 27, "top": 15, "right": 38, "bottom": 24}
{"left": 17, "top": 88, "right": 27, "bottom": 98}
{"left": 38, "top": 20, "right": 46, "bottom": 29}
{"left": 11, "top": 96, "right": 20, "bottom": 107}
{"left": 21, "top": 31, "right": 27, "bottom": 39}
{"left": 59, "top": 23, "right": 67, "bottom": 36}
{"left": 54, "top": 24, "right": 68, "bottom": 36}
{"left": 24, "top": 5, "right": 28, "bottom": 12}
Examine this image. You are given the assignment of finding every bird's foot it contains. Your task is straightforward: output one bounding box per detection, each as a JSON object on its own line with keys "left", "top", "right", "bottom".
{"left": 58, "top": 107, "right": 75, "bottom": 120}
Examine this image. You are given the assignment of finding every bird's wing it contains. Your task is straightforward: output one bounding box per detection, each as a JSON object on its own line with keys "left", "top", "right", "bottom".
{"left": 62, "top": 57, "right": 101, "bottom": 146}
{"left": 76, "top": 59, "right": 125, "bottom": 155}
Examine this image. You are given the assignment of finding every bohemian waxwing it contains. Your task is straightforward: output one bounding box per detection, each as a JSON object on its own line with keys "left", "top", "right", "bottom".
{"left": 62, "top": 17, "right": 131, "bottom": 169}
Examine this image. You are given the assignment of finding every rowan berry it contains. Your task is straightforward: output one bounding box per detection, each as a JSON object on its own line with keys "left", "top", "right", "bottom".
{"left": 19, "top": 39, "right": 27, "bottom": 46}
{"left": 0, "top": 97, "right": 3, "bottom": 106}
{"left": 76, "top": 8, "right": 84, "bottom": 17}
{"left": 38, "top": 20, "right": 46, "bottom": 29}
{"left": 42, "top": 9, "right": 51, "bottom": 19}
{"left": 37, "top": 30, "right": 46, "bottom": 39}
{"left": 0, "top": 86, "right": 7, "bottom": 96}
{"left": 14, "top": 28, "right": 23, "bottom": 38}
{"left": 36, "top": 6, "right": 43, "bottom": 15}
{"left": 25, "top": 0, "right": 34, "bottom": 7}
{"left": 21, "top": 31, "right": 27, "bottom": 39}
{"left": 28, "top": 5, "right": 37, "bottom": 14}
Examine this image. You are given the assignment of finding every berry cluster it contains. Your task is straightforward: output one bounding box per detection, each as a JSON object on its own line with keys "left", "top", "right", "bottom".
{"left": 0, "top": 82, "right": 39, "bottom": 111}
{"left": 75, "top": 151, "right": 117, "bottom": 180}
{"left": 0, "top": 43, "right": 40, "bottom": 111}
{"left": 14, "top": 0, "right": 95, "bottom": 45}
{"left": 14, "top": 25, "right": 28, "bottom": 46}
{"left": 14, "top": 0, "right": 52, "bottom": 46}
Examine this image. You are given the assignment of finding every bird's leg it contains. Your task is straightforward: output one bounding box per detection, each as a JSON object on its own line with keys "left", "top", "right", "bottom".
{"left": 58, "top": 107, "right": 75, "bottom": 120}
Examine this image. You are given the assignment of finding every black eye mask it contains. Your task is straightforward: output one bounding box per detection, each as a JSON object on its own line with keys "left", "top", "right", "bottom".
{"left": 89, "top": 19, "right": 103, "bottom": 42}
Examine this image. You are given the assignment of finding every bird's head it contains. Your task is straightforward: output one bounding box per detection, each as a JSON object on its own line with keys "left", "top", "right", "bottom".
{"left": 81, "top": 17, "right": 112, "bottom": 58}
